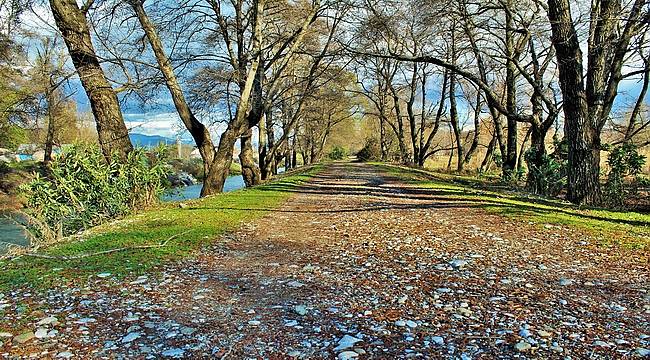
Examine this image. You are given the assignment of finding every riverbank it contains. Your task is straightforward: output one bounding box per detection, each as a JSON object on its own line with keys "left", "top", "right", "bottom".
{"left": 0, "top": 165, "right": 320, "bottom": 289}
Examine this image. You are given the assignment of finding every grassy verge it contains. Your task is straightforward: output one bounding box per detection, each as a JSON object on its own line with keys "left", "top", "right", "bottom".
{"left": 0, "top": 165, "right": 321, "bottom": 290}
{"left": 374, "top": 163, "right": 649, "bottom": 250}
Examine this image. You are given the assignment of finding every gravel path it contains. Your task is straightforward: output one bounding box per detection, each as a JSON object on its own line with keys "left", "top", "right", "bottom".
{"left": 2, "top": 162, "right": 649, "bottom": 359}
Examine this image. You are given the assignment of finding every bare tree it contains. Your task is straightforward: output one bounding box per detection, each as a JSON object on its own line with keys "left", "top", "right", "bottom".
{"left": 546, "top": 0, "right": 650, "bottom": 204}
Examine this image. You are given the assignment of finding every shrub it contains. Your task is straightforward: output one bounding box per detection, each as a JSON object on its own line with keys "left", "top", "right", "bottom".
{"left": 357, "top": 137, "right": 381, "bottom": 162}
{"left": 20, "top": 144, "right": 170, "bottom": 241}
{"left": 604, "top": 143, "right": 646, "bottom": 207}
{"left": 328, "top": 146, "right": 347, "bottom": 160}
{"left": 525, "top": 149, "right": 567, "bottom": 196}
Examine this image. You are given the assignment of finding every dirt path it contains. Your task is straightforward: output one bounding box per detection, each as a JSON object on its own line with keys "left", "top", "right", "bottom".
{"left": 2, "top": 163, "right": 649, "bottom": 359}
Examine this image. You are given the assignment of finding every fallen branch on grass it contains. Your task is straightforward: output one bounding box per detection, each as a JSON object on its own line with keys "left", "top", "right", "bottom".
{"left": 23, "top": 230, "right": 192, "bottom": 260}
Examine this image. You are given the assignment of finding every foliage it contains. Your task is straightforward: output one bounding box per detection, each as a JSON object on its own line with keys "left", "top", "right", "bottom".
{"left": 327, "top": 146, "right": 347, "bottom": 160}
{"left": 604, "top": 143, "right": 646, "bottom": 208}
{"left": 20, "top": 144, "right": 170, "bottom": 241}
{"left": 0, "top": 124, "right": 28, "bottom": 151}
{"left": 356, "top": 137, "right": 382, "bottom": 162}
{"left": 525, "top": 149, "right": 567, "bottom": 196}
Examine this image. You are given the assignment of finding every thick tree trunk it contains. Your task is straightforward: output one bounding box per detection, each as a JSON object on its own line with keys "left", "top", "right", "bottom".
{"left": 49, "top": 0, "right": 132, "bottom": 160}
{"left": 202, "top": 123, "right": 239, "bottom": 196}
{"left": 202, "top": 151, "right": 233, "bottom": 196}
{"left": 239, "top": 127, "right": 261, "bottom": 187}
{"left": 547, "top": 0, "right": 601, "bottom": 204}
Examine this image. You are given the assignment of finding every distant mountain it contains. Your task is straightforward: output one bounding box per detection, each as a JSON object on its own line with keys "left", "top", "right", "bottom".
{"left": 129, "top": 133, "right": 194, "bottom": 148}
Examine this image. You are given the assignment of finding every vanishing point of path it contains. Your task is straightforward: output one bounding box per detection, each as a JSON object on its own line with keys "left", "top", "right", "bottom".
{"left": 2, "top": 162, "right": 649, "bottom": 359}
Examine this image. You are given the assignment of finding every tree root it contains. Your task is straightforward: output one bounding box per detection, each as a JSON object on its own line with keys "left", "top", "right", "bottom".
{"left": 23, "top": 230, "right": 192, "bottom": 261}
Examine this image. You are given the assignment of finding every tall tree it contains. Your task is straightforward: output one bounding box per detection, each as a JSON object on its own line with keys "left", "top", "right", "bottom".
{"left": 546, "top": 0, "right": 650, "bottom": 204}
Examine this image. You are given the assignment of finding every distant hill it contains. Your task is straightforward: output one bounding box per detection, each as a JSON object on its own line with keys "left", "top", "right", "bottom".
{"left": 129, "top": 133, "right": 187, "bottom": 148}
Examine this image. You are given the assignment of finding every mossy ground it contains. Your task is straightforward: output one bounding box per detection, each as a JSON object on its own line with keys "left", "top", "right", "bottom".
{"left": 0, "top": 166, "right": 321, "bottom": 290}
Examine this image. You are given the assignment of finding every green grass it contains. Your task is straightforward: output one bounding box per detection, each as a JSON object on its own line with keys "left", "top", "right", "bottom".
{"left": 374, "top": 163, "right": 650, "bottom": 250}
{"left": 0, "top": 165, "right": 321, "bottom": 290}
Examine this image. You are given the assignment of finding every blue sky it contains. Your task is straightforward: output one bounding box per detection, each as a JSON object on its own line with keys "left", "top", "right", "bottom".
{"left": 20, "top": 3, "right": 650, "bottom": 141}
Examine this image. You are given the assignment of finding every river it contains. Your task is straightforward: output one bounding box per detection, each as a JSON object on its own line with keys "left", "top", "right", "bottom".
{"left": 0, "top": 213, "right": 30, "bottom": 253}
{"left": 0, "top": 175, "right": 246, "bottom": 252}
{"left": 162, "top": 175, "right": 245, "bottom": 201}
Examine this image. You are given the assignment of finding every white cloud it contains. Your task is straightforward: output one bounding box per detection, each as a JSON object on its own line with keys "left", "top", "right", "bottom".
{"left": 123, "top": 112, "right": 231, "bottom": 143}
{"left": 124, "top": 112, "right": 182, "bottom": 138}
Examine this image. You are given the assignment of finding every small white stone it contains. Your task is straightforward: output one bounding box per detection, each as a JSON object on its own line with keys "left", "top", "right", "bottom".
{"left": 431, "top": 336, "right": 444, "bottom": 345}
{"left": 121, "top": 332, "right": 141, "bottom": 343}
{"left": 406, "top": 320, "right": 418, "bottom": 328}
{"left": 635, "top": 348, "right": 650, "bottom": 357}
{"left": 515, "top": 341, "right": 532, "bottom": 352}
{"left": 559, "top": 278, "right": 573, "bottom": 286}
{"left": 36, "top": 316, "right": 58, "bottom": 326}
{"left": 337, "top": 351, "right": 359, "bottom": 360}
{"left": 333, "top": 335, "right": 362, "bottom": 351}
{"left": 34, "top": 328, "right": 48, "bottom": 339}
{"left": 294, "top": 305, "right": 308, "bottom": 316}
{"left": 162, "top": 348, "right": 185, "bottom": 358}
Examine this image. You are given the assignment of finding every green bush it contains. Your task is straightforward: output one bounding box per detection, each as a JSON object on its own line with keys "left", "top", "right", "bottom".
{"left": 20, "top": 144, "right": 170, "bottom": 239}
{"left": 357, "top": 137, "right": 381, "bottom": 162}
{"left": 604, "top": 143, "right": 646, "bottom": 207}
{"left": 328, "top": 146, "right": 347, "bottom": 160}
{"left": 525, "top": 149, "right": 567, "bottom": 196}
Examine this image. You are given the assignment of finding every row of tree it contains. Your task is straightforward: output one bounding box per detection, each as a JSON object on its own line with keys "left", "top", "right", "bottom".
{"left": 353, "top": 0, "right": 650, "bottom": 205}
{"left": 2, "top": 0, "right": 649, "bottom": 205}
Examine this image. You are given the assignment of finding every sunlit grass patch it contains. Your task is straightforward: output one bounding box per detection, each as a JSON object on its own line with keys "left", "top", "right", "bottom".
{"left": 0, "top": 165, "right": 321, "bottom": 290}
{"left": 375, "top": 163, "right": 649, "bottom": 250}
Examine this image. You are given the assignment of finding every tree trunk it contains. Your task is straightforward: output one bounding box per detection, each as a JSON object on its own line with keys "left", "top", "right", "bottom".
{"left": 44, "top": 91, "right": 56, "bottom": 163}
{"left": 480, "top": 133, "right": 497, "bottom": 173}
{"left": 463, "top": 92, "right": 482, "bottom": 168}
{"left": 49, "top": 0, "right": 132, "bottom": 160}
{"left": 379, "top": 115, "right": 388, "bottom": 161}
{"left": 449, "top": 72, "right": 463, "bottom": 172}
{"left": 239, "top": 127, "right": 261, "bottom": 187}
{"left": 503, "top": 6, "right": 518, "bottom": 176}
{"left": 202, "top": 150, "right": 233, "bottom": 196}
{"left": 389, "top": 87, "right": 411, "bottom": 164}
{"left": 525, "top": 125, "right": 547, "bottom": 193}
{"left": 547, "top": 0, "right": 600, "bottom": 204}
{"left": 259, "top": 112, "right": 269, "bottom": 179}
